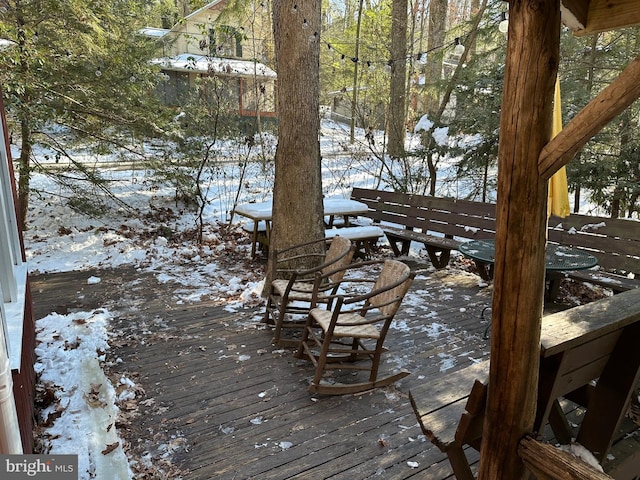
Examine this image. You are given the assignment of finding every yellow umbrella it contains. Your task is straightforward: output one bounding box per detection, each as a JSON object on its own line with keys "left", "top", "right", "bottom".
{"left": 548, "top": 79, "right": 571, "bottom": 218}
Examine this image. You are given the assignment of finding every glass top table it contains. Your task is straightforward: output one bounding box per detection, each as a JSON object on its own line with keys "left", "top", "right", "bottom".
{"left": 459, "top": 239, "right": 599, "bottom": 284}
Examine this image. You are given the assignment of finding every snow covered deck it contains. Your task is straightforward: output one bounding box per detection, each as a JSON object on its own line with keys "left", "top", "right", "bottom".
{"left": 28, "top": 263, "right": 637, "bottom": 479}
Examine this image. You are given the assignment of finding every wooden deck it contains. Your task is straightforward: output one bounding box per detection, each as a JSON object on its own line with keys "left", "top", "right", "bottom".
{"left": 29, "top": 262, "right": 563, "bottom": 479}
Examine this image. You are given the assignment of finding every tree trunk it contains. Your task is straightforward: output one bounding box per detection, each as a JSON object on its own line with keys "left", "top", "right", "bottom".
{"left": 573, "top": 184, "right": 581, "bottom": 213}
{"left": 267, "top": 0, "right": 324, "bottom": 277}
{"left": 423, "top": 0, "right": 447, "bottom": 116}
{"left": 387, "top": 0, "right": 407, "bottom": 158}
{"left": 612, "top": 109, "right": 632, "bottom": 218}
{"left": 478, "top": 1, "right": 560, "bottom": 479}
{"left": 18, "top": 120, "right": 31, "bottom": 230}
{"left": 16, "top": 9, "right": 31, "bottom": 231}
{"left": 349, "top": 0, "right": 364, "bottom": 143}
{"left": 420, "top": 1, "right": 487, "bottom": 196}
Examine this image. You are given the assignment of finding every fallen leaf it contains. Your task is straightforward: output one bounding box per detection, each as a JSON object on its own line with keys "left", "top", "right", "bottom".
{"left": 102, "top": 442, "right": 119, "bottom": 455}
{"left": 63, "top": 337, "right": 81, "bottom": 350}
{"left": 84, "top": 384, "right": 106, "bottom": 408}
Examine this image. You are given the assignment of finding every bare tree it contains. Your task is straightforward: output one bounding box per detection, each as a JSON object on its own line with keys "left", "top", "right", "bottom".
{"left": 423, "top": 0, "right": 448, "bottom": 115}
{"left": 388, "top": 0, "right": 408, "bottom": 158}
{"left": 349, "top": 0, "right": 365, "bottom": 143}
{"left": 267, "top": 0, "right": 325, "bottom": 283}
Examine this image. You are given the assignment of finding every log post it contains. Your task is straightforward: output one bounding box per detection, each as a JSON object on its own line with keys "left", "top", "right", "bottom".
{"left": 478, "top": 1, "right": 560, "bottom": 479}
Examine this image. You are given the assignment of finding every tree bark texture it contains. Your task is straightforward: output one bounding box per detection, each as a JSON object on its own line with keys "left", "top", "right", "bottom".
{"left": 423, "top": 0, "right": 447, "bottom": 116}
{"left": 269, "top": 0, "right": 324, "bottom": 269}
{"left": 387, "top": 0, "right": 408, "bottom": 158}
{"left": 478, "top": 1, "right": 560, "bottom": 479}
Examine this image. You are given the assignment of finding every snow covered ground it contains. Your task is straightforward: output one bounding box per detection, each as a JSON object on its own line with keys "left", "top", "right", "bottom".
{"left": 23, "top": 120, "right": 435, "bottom": 479}
{"left": 19, "top": 119, "right": 601, "bottom": 478}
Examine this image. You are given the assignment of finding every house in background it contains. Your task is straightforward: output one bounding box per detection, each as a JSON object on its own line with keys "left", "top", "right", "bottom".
{"left": 143, "top": 0, "right": 277, "bottom": 128}
{"left": 0, "top": 86, "right": 35, "bottom": 454}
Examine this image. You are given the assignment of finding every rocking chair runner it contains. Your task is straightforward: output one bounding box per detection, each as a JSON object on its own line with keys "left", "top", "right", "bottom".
{"left": 296, "top": 259, "right": 415, "bottom": 395}
{"left": 263, "top": 236, "right": 355, "bottom": 347}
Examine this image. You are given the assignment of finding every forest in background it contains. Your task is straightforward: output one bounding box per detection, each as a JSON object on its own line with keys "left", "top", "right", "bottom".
{"left": 0, "top": 0, "right": 638, "bottom": 222}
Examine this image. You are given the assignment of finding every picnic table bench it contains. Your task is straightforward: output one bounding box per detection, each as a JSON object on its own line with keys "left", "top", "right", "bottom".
{"left": 324, "top": 225, "right": 383, "bottom": 257}
{"left": 409, "top": 288, "right": 640, "bottom": 479}
{"left": 351, "top": 187, "right": 640, "bottom": 295}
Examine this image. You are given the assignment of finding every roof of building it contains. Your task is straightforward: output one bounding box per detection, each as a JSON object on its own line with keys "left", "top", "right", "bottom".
{"left": 152, "top": 53, "right": 276, "bottom": 79}
{"left": 138, "top": 27, "right": 170, "bottom": 38}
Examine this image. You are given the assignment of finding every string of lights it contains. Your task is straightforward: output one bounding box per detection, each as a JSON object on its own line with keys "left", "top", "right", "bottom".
{"left": 92, "top": 4, "right": 507, "bottom": 80}
{"left": 285, "top": 6, "right": 509, "bottom": 70}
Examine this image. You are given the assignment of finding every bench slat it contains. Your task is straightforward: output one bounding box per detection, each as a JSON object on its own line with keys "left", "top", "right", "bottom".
{"left": 565, "top": 270, "right": 639, "bottom": 293}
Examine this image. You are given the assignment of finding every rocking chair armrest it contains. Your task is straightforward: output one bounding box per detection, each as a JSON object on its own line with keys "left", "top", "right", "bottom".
{"left": 316, "top": 259, "right": 386, "bottom": 284}
{"left": 274, "top": 247, "right": 352, "bottom": 277}
{"left": 341, "top": 272, "right": 414, "bottom": 306}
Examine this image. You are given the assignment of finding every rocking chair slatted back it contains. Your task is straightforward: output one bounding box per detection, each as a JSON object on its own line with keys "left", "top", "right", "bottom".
{"left": 264, "top": 236, "right": 355, "bottom": 347}
{"left": 368, "top": 259, "right": 413, "bottom": 317}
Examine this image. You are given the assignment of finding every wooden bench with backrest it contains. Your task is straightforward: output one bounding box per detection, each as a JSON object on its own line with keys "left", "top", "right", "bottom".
{"left": 352, "top": 187, "right": 639, "bottom": 294}
{"left": 546, "top": 213, "right": 640, "bottom": 295}
{"left": 350, "top": 187, "right": 497, "bottom": 268}
{"left": 410, "top": 288, "right": 640, "bottom": 479}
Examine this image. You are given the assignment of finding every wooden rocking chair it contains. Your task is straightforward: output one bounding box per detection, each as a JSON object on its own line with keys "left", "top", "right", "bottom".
{"left": 263, "top": 236, "right": 355, "bottom": 347}
{"left": 295, "top": 259, "right": 415, "bottom": 395}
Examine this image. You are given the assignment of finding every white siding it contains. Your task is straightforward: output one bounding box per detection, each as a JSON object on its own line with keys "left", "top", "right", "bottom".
{"left": 0, "top": 102, "right": 26, "bottom": 370}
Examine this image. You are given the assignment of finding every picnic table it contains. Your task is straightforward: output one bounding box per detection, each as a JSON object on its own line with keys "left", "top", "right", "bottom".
{"left": 234, "top": 198, "right": 370, "bottom": 257}
{"left": 410, "top": 287, "right": 640, "bottom": 479}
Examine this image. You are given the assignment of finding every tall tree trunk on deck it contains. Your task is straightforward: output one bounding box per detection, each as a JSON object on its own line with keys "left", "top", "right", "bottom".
{"left": 478, "top": 1, "right": 560, "bottom": 479}
{"left": 266, "top": 0, "right": 324, "bottom": 285}
{"left": 388, "top": 0, "right": 408, "bottom": 158}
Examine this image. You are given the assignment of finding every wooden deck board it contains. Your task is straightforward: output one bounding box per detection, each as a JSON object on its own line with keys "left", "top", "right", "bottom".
{"left": 29, "top": 265, "right": 503, "bottom": 479}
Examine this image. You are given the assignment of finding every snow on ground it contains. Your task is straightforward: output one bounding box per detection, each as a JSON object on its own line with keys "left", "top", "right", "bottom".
{"left": 35, "top": 309, "right": 132, "bottom": 479}
{"left": 20, "top": 119, "right": 603, "bottom": 478}
{"left": 25, "top": 119, "right": 434, "bottom": 478}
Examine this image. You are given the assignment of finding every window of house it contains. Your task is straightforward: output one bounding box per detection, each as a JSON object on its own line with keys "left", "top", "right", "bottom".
{"left": 240, "top": 79, "right": 276, "bottom": 115}
{"left": 209, "top": 25, "right": 243, "bottom": 58}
